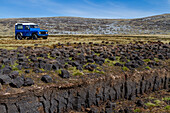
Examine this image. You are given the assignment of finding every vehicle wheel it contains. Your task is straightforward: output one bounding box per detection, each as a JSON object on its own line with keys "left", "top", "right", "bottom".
{"left": 15, "top": 34, "right": 22, "bottom": 40}
{"left": 43, "top": 37, "right": 48, "bottom": 39}
{"left": 32, "top": 34, "right": 38, "bottom": 40}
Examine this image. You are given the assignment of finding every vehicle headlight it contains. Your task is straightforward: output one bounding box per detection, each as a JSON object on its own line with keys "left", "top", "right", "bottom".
{"left": 46, "top": 32, "right": 48, "bottom": 34}
{"left": 39, "top": 32, "right": 41, "bottom": 34}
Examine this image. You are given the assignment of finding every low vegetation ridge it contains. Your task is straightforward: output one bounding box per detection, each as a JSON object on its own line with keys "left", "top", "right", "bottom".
{"left": 0, "top": 14, "right": 169, "bottom": 36}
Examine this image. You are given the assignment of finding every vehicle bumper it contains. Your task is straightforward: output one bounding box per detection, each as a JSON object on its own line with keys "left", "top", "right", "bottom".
{"left": 38, "top": 34, "right": 48, "bottom": 37}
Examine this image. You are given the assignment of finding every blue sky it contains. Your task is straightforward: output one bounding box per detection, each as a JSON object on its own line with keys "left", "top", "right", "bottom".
{"left": 0, "top": 0, "right": 170, "bottom": 19}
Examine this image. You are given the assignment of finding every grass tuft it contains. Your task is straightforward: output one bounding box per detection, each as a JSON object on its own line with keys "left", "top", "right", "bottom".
{"left": 134, "top": 108, "right": 141, "bottom": 113}
{"left": 145, "top": 102, "right": 156, "bottom": 107}
{"left": 122, "top": 66, "right": 129, "bottom": 71}
{"left": 164, "top": 105, "right": 170, "bottom": 110}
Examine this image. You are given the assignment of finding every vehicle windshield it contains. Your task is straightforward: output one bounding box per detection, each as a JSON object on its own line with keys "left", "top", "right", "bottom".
{"left": 30, "top": 25, "right": 39, "bottom": 28}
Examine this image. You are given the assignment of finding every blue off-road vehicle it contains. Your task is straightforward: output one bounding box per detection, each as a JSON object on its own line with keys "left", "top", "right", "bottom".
{"left": 15, "top": 23, "right": 48, "bottom": 40}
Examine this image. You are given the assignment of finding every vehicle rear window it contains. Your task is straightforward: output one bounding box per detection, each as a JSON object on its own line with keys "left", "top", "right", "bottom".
{"left": 16, "top": 25, "right": 23, "bottom": 30}
{"left": 25, "top": 25, "right": 29, "bottom": 30}
{"left": 30, "top": 25, "right": 39, "bottom": 28}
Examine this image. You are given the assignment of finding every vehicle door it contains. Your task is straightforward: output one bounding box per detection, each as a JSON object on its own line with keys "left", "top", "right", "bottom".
{"left": 24, "top": 25, "right": 30, "bottom": 36}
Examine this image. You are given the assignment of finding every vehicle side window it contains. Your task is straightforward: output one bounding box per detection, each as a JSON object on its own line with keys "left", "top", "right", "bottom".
{"left": 25, "top": 25, "right": 29, "bottom": 30}
{"left": 17, "top": 25, "right": 23, "bottom": 30}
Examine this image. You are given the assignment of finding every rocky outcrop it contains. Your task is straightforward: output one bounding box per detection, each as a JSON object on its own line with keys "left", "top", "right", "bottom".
{"left": 0, "top": 68, "right": 169, "bottom": 113}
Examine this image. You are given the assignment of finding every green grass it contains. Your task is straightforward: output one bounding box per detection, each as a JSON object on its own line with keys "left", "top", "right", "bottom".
{"left": 105, "top": 57, "right": 125, "bottom": 66}
{"left": 72, "top": 70, "right": 84, "bottom": 76}
{"left": 93, "top": 69, "right": 105, "bottom": 74}
{"left": 11, "top": 62, "right": 19, "bottom": 70}
{"left": 1, "top": 64, "right": 5, "bottom": 69}
{"left": 154, "top": 58, "right": 159, "bottom": 62}
{"left": 143, "top": 59, "right": 151, "bottom": 62}
{"left": 55, "top": 69, "right": 62, "bottom": 75}
{"left": 154, "top": 100, "right": 162, "bottom": 106}
{"left": 145, "top": 66, "right": 151, "bottom": 70}
{"left": 162, "top": 97, "right": 170, "bottom": 101}
{"left": 164, "top": 105, "right": 170, "bottom": 110}
{"left": 122, "top": 66, "right": 129, "bottom": 71}
{"left": 145, "top": 102, "right": 156, "bottom": 107}
{"left": 68, "top": 66, "right": 84, "bottom": 76}
{"left": 94, "top": 53, "right": 100, "bottom": 56}
{"left": 48, "top": 55, "right": 56, "bottom": 59}
{"left": 40, "top": 68, "right": 45, "bottom": 72}
{"left": 134, "top": 108, "right": 142, "bottom": 113}
{"left": 148, "top": 96, "right": 155, "bottom": 100}
{"left": 69, "top": 57, "right": 72, "bottom": 60}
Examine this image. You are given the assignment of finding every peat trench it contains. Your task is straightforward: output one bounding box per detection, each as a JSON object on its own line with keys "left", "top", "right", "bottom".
{"left": 0, "top": 68, "right": 169, "bottom": 113}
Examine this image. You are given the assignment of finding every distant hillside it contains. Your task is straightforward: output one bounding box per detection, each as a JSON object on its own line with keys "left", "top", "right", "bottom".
{"left": 0, "top": 14, "right": 169, "bottom": 36}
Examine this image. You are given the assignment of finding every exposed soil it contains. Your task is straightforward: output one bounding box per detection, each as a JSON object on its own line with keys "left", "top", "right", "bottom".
{"left": 109, "top": 89, "right": 170, "bottom": 113}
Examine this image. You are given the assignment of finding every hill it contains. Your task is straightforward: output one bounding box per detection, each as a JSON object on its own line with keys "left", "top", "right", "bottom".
{"left": 0, "top": 14, "right": 169, "bottom": 36}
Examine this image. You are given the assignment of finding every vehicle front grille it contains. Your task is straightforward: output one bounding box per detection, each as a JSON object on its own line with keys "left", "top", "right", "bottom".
{"left": 40, "top": 32, "right": 46, "bottom": 34}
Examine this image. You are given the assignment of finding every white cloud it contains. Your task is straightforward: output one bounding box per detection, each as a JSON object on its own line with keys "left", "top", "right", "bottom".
{"left": 48, "top": 0, "right": 155, "bottom": 19}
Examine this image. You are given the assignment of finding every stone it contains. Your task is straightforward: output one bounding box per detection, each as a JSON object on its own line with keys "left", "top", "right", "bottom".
{"left": 33, "top": 68, "right": 41, "bottom": 73}
{"left": 7, "top": 104, "right": 18, "bottom": 113}
{"left": 84, "top": 64, "right": 93, "bottom": 71}
{"left": 24, "top": 78, "right": 34, "bottom": 86}
{"left": 2, "top": 58, "right": 10, "bottom": 65}
{"left": 136, "top": 100, "right": 144, "bottom": 107}
{"left": 72, "top": 61, "right": 80, "bottom": 67}
{"left": 52, "top": 64, "right": 59, "bottom": 70}
{"left": 25, "top": 70, "right": 30, "bottom": 73}
{"left": 10, "top": 76, "right": 24, "bottom": 88}
{"left": 45, "top": 64, "right": 52, "bottom": 70}
{"left": 9, "top": 71, "right": 19, "bottom": 79}
{"left": 2, "top": 67, "right": 12, "bottom": 74}
{"left": 41, "top": 75, "right": 53, "bottom": 83}
{"left": 89, "top": 107, "right": 99, "bottom": 113}
{"left": 87, "top": 58, "right": 94, "bottom": 63}
{"left": 158, "top": 54, "right": 165, "bottom": 60}
{"left": 17, "top": 65, "right": 22, "bottom": 70}
{"left": 0, "top": 105, "right": 6, "bottom": 113}
{"left": 59, "top": 70, "right": 70, "bottom": 78}
{"left": 114, "top": 63, "right": 123, "bottom": 67}
{"left": 0, "top": 75, "right": 12, "bottom": 85}
{"left": 109, "top": 56, "right": 116, "bottom": 61}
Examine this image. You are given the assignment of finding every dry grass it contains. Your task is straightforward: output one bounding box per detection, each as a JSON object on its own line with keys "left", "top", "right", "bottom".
{"left": 0, "top": 34, "right": 169, "bottom": 49}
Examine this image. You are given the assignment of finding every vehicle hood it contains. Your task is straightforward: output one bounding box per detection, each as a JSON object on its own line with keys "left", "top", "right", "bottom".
{"left": 30, "top": 28, "right": 40, "bottom": 31}
{"left": 30, "top": 28, "right": 48, "bottom": 32}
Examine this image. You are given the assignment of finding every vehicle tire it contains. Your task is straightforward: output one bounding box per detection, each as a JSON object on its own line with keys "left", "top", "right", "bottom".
{"left": 32, "top": 34, "right": 38, "bottom": 40}
{"left": 43, "top": 37, "right": 48, "bottom": 39}
{"left": 15, "top": 33, "right": 22, "bottom": 40}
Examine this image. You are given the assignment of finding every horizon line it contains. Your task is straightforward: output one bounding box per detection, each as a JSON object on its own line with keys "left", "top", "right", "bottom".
{"left": 0, "top": 13, "right": 169, "bottom": 20}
